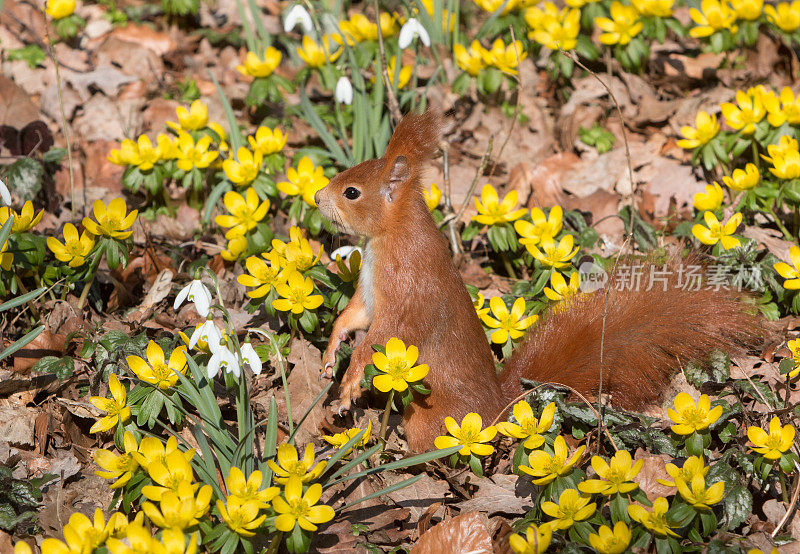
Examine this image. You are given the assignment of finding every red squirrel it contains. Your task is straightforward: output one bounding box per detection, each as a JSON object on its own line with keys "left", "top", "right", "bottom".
{"left": 314, "top": 111, "right": 760, "bottom": 453}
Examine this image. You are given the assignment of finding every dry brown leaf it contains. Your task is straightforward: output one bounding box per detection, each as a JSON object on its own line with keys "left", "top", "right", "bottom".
{"left": 111, "top": 24, "right": 177, "bottom": 57}
{"left": 13, "top": 331, "right": 66, "bottom": 374}
{"left": 633, "top": 452, "right": 674, "bottom": 502}
{"left": 381, "top": 472, "right": 450, "bottom": 523}
{"left": 0, "top": 76, "right": 39, "bottom": 128}
{"left": 0, "top": 399, "right": 38, "bottom": 446}
{"left": 411, "top": 511, "right": 493, "bottom": 554}
{"left": 284, "top": 337, "right": 327, "bottom": 445}
{"left": 456, "top": 473, "right": 535, "bottom": 517}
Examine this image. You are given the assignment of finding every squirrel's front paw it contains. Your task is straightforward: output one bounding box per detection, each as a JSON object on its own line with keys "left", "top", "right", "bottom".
{"left": 321, "top": 331, "right": 349, "bottom": 378}
{"left": 337, "top": 376, "right": 363, "bottom": 414}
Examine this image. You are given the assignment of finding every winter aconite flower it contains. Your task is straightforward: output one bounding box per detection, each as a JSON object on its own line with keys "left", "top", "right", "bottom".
{"left": 508, "top": 524, "right": 552, "bottom": 554}
{"left": 277, "top": 156, "right": 329, "bottom": 207}
{"left": 689, "top": 0, "right": 739, "bottom": 37}
{"left": 218, "top": 495, "right": 266, "bottom": 537}
{"left": 141, "top": 451, "right": 196, "bottom": 501}
{"left": 267, "top": 443, "right": 327, "bottom": 484}
{"left": 41, "top": 509, "right": 111, "bottom": 554}
{"left": 89, "top": 374, "right": 131, "bottom": 433}
{"left": 225, "top": 467, "right": 279, "bottom": 508}
{"left": 434, "top": 413, "right": 497, "bottom": 456}
{"left": 134, "top": 436, "right": 194, "bottom": 470}
{"left": 273, "top": 270, "right": 324, "bottom": 314}
{"left": 93, "top": 431, "right": 139, "bottom": 488}
{"left": 528, "top": 234, "right": 580, "bottom": 268}
{"left": 765, "top": 87, "right": 800, "bottom": 127}
{"left": 168, "top": 100, "right": 209, "bottom": 131}
{"left": 47, "top": 223, "right": 95, "bottom": 267}
{"left": 45, "top": 0, "right": 75, "bottom": 19}
{"left": 423, "top": 183, "right": 442, "bottom": 210}
{"left": 175, "top": 133, "right": 218, "bottom": 171}
{"left": 657, "top": 455, "right": 709, "bottom": 487}
{"left": 371, "top": 337, "right": 429, "bottom": 393}
{"left": 339, "top": 13, "right": 398, "bottom": 43}
{"left": 632, "top": 0, "right": 675, "bottom": 17}
{"left": 248, "top": 127, "right": 287, "bottom": 156}
{"left": 297, "top": 35, "right": 342, "bottom": 67}
{"left": 473, "top": 183, "right": 529, "bottom": 226}
{"left": 0, "top": 201, "right": 43, "bottom": 233}
{"left": 588, "top": 522, "right": 631, "bottom": 554}
{"left": 385, "top": 56, "right": 413, "bottom": 89}
{"left": 542, "top": 488, "right": 596, "bottom": 530}
{"left": 238, "top": 255, "right": 283, "bottom": 298}
{"left": 628, "top": 497, "right": 679, "bottom": 537}
{"left": 723, "top": 163, "right": 760, "bottom": 191}
{"left": 453, "top": 41, "right": 487, "bottom": 76}
{"left": 693, "top": 182, "right": 724, "bottom": 211}
{"left": 732, "top": 0, "right": 764, "bottom": 20}
{"left": 475, "top": 0, "right": 521, "bottom": 14}
{"left": 323, "top": 420, "right": 372, "bottom": 454}
{"left": 676, "top": 474, "right": 725, "bottom": 509}
{"left": 747, "top": 416, "right": 796, "bottom": 460}
{"left": 596, "top": 2, "right": 643, "bottom": 45}
{"left": 272, "top": 476, "right": 336, "bottom": 532}
{"left": 83, "top": 198, "right": 138, "bottom": 239}
{"left": 215, "top": 188, "right": 270, "bottom": 239}
{"left": 237, "top": 46, "right": 282, "bottom": 78}
{"left": 142, "top": 481, "right": 212, "bottom": 530}
{"left": 497, "top": 401, "right": 555, "bottom": 450}
{"left": 677, "top": 111, "right": 720, "bottom": 149}
{"left": 578, "top": 450, "right": 642, "bottom": 495}
{"left": 127, "top": 341, "right": 188, "bottom": 390}
{"left": 764, "top": 136, "right": 800, "bottom": 180}
{"left": 691, "top": 211, "right": 742, "bottom": 250}
{"left": 544, "top": 272, "right": 581, "bottom": 305}
{"left": 668, "top": 392, "right": 723, "bottom": 434}
{"left": 528, "top": 6, "right": 581, "bottom": 50}
{"left": 765, "top": 1, "right": 800, "bottom": 32}
{"left": 480, "top": 296, "right": 539, "bottom": 344}
{"left": 520, "top": 435, "right": 585, "bottom": 484}
{"left": 515, "top": 206, "right": 563, "bottom": 246}
{"left": 721, "top": 90, "right": 766, "bottom": 134}
{"left": 786, "top": 339, "right": 800, "bottom": 378}
{"left": 481, "top": 38, "right": 527, "bottom": 75}
{"left": 223, "top": 147, "right": 262, "bottom": 187}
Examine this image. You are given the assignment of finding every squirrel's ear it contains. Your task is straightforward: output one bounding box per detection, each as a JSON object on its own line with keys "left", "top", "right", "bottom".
{"left": 383, "top": 155, "right": 409, "bottom": 202}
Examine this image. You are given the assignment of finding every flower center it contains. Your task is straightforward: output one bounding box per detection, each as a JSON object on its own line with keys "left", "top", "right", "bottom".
{"left": 680, "top": 407, "right": 706, "bottom": 427}
{"left": 287, "top": 498, "right": 310, "bottom": 519}
{"left": 152, "top": 363, "right": 173, "bottom": 382}
{"left": 289, "top": 290, "right": 306, "bottom": 305}
{"left": 386, "top": 357, "right": 409, "bottom": 379}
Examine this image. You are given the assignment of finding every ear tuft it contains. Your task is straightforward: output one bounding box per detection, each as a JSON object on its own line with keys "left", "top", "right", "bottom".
{"left": 383, "top": 110, "right": 442, "bottom": 169}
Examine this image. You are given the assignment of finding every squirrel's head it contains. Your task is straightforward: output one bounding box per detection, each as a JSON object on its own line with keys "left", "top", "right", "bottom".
{"left": 315, "top": 110, "right": 441, "bottom": 238}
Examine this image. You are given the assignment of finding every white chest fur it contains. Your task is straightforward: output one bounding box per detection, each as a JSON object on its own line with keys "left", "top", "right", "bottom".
{"left": 359, "top": 241, "right": 375, "bottom": 316}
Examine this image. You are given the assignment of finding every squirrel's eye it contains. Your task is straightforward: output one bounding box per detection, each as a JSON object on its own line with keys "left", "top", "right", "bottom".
{"left": 343, "top": 187, "right": 361, "bottom": 200}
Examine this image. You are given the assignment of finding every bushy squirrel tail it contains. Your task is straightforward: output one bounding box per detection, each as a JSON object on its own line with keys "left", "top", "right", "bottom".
{"left": 500, "top": 259, "right": 763, "bottom": 408}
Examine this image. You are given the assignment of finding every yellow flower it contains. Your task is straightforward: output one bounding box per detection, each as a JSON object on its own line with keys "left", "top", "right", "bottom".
{"left": 134, "top": 435, "right": 195, "bottom": 470}
{"left": 434, "top": 412, "right": 497, "bottom": 456}
{"left": 542, "top": 488, "right": 595, "bottom": 530}
{"left": 786, "top": 339, "right": 800, "bottom": 378}
{"left": 214, "top": 188, "right": 270, "bottom": 239}
{"left": 732, "top": 0, "right": 763, "bottom": 20}
{"left": 45, "top": 0, "right": 75, "bottom": 19}
{"left": 224, "top": 466, "right": 279, "bottom": 508}
{"left": 473, "top": 184, "right": 527, "bottom": 226}
{"left": 126, "top": 340, "right": 188, "bottom": 390}
{"left": 578, "top": 450, "right": 642, "bottom": 495}
{"left": 132, "top": 135, "right": 162, "bottom": 171}
{"left": 272, "top": 270, "right": 324, "bottom": 314}
{"left": 335, "top": 250, "right": 361, "bottom": 282}
{"left": 453, "top": 41, "right": 487, "bottom": 76}
{"left": 480, "top": 296, "right": 538, "bottom": 344}
{"left": 160, "top": 529, "right": 197, "bottom": 554}
{"left": 237, "top": 254, "right": 283, "bottom": 298}
{"left": 141, "top": 452, "right": 196, "bottom": 501}
{"left": 175, "top": 133, "right": 218, "bottom": 171}
{"left": 208, "top": 122, "right": 229, "bottom": 152}
{"left": 385, "top": 56, "right": 413, "bottom": 89}
{"left": 47, "top": 223, "right": 95, "bottom": 267}
{"left": 157, "top": 133, "right": 179, "bottom": 160}
{"left": 765, "top": 1, "right": 800, "bottom": 32}
{"left": 529, "top": 6, "right": 581, "bottom": 50}
{"left": 107, "top": 522, "right": 164, "bottom": 554}
{"left": 89, "top": 373, "right": 130, "bottom": 433}
{"left": 236, "top": 46, "right": 282, "bottom": 78}
{"left": 628, "top": 497, "right": 679, "bottom": 537}
{"left": 765, "top": 87, "right": 800, "bottom": 127}
{"left": 693, "top": 182, "right": 724, "bottom": 211}
{"left": 764, "top": 137, "right": 800, "bottom": 180}
{"left": 657, "top": 455, "right": 709, "bottom": 487}
{"left": 676, "top": 474, "right": 725, "bottom": 509}
{"left": 747, "top": 416, "right": 796, "bottom": 460}
{"left": 475, "top": 0, "right": 521, "bottom": 14}
{"left": 525, "top": 1, "right": 561, "bottom": 29}
{"left": 689, "top": 0, "right": 739, "bottom": 37}
{"left": 721, "top": 90, "right": 766, "bottom": 134}
{"left": 272, "top": 476, "right": 335, "bottom": 532}
{"left": 323, "top": 419, "right": 372, "bottom": 454}
{"left": 596, "top": 2, "right": 643, "bottom": 45}
{"left": 691, "top": 211, "right": 742, "bottom": 250}
{"left": 481, "top": 38, "right": 527, "bottom": 75}
{"left": 142, "top": 480, "right": 212, "bottom": 530}
{"left": 0, "top": 201, "right": 43, "bottom": 233}
{"left": 497, "top": 401, "right": 555, "bottom": 449}
{"left": 270, "top": 226, "right": 320, "bottom": 272}
{"left": 678, "top": 110, "right": 721, "bottom": 149}
{"left": 588, "top": 521, "right": 631, "bottom": 554}
{"left": 169, "top": 100, "right": 209, "bottom": 131}
{"left": 297, "top": 34, "right": 343, "bottom": 68}
{"left": 248, "top": 127, "right": 287, "bottom": 156}
{"left": 632, "top": 0, "right": 674, "bottom": 17}
{"left": 723, "top": 163, "right": 759, "bottom": 191}
{"left": 544, "top": 271, "right": 581, "bottom": 305}
{"left": 0, "top": 240, "right": 11, "bottom": 271}
{"left": 528, "top": 234, "right": 579, "bottom": 268}
{"left": 515, "top": 206, "right": 563, "bottom": 247}
{"left": 474, "top": 292, "right": 490, "bottom": 318}
{"left": 370, "top": 337, "right": 429, "bottom": 393}
{"left": 93, "top": 431, "right": 139, "bottom": 488}
{"left": 520, "top": 435, "right": 585, "bottom": 484}
{"left": 223, "top": 147, "right": 262, "bottom": 187}
{"left": 41, "top": 509, "right": 112, "bottom": 554}
{"left": 339, "top": 13, "right": 398, "bottom": 43}
{"left": 267, "top": 443, "right": 327, "bottom": 484}
{"left": 82, "top": 198, "right": 138, "bottom": 240}
{"left": 277, "top": 156, "right": 329, "bottom": 207}
{"left": 423, "top": 183, "right": 442, "bottom": 210}
{"left": 221, "top": 236, "right": 248, "bottom": 262}
{"left": 508, "top": 523, "right": 553, "bottom": 554}
{"left": 667, "top": 392, "right": 723, "bottom": 435}
{"left": 107, "top": 139, "right": 137, "bottom": 166}
{"left": 217, "top": 495, "right": 266, "bottom": 537}
{"left": 14, "top": 543, "right": 32, "bottom": 554}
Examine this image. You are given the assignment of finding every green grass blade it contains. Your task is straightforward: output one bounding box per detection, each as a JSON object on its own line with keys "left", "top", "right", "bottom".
{"left": 0, "top": 286, "right": 46, "bottom": 312}
{"left": 0, "top": 324, "right": 43, "bottom": 361}
{"left": 340, "top": 473, "right": 424, "bottom": 510}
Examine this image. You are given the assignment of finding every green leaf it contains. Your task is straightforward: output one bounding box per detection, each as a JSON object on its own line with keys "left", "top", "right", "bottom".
{"left": 3, "top": 158, "right": 44, "bottom": 201}
{"left": 6, "top": 44, "right": 46, "bottom": 68}
{"left": 0, "top": 286, "right": 46, "bottom": 312}
{"left": 721, "top": 484, "right": 751, "bottom": 530}
{"left": 31, "top": 356, "right": 74, "bottom": 380}
{"left": 0, "top": 324, "right": 44, "bottom": 361}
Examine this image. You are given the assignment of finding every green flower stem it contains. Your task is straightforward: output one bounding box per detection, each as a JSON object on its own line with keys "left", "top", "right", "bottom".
{"left": 751, "top": 139, "right": 759, "bottom": 167}
{"left": 379, "top": 389, "right": 394, "bottom": 450}
{"left": 266, "top": 531, "right": 283, "bottom": 554}
{"left": 779, "top": 468, "right": 789, "bottom": 503}
{"left": 500, "top": 251, "right": 517, "bottom": 279}
{"left": 76, "top": 245, "right": 105, "bottom": 310}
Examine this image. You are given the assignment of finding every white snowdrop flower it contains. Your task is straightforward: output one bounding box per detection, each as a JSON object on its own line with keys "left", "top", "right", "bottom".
{"left": 330, "top": 245, "right": 362, "bottom": 261}
{"left": 189, "top": 316, "right": 222, "bottom": 352}
{"left": 207, "top": 339, "right": 241, "bottom": 379}
{"left": 284, "top": 4, "right": 313, "bottom": 34}
{"left": 0, "top": 179, "right": 10, "bottom": 206}
{"left": 173, "top": 279, "right": 212, "bottom": 317}
{"left": 398, "top": 18, "right": 430, "bottom": 48}
{"left": 240, "top": 339, "right": 262, "bottom": 375}
{"left": 335, "top": 76, "right": 353, "bottom": 105}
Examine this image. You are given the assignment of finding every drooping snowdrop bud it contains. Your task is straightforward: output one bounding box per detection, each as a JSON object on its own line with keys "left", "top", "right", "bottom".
{"left": 207, "top": 337, "right": 241, "bottom": 379}
{"left": 189, "top": 315, "right": 222, "bottom": 352}
{"left": 398, "top": 18, "right": 430, "bottom": 48}
{"left": 0, "top": 179, "right": 10, "bottom": 206}
{"left": 335, "top": 76, "right": 353, "bottom": 105}
{"left": 173, "top": 277, "right": 213, "bottom": 317}
{"left": 284, "top": 4, "right": 313, "bottom": 34}
{"left": 240, "top": 337, "right": 262, "bottom": 376}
